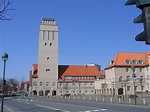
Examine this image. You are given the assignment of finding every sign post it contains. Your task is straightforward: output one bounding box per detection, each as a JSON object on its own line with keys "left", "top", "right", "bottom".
{"left": 132, "top": 73, "right": 137, "bottom": 105}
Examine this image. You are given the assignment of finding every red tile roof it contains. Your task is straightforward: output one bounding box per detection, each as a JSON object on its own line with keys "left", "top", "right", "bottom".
{"left": 31, "top": 64, "right": 105, "bottom": 79}
{"left": 32, "top": 64, "right": 38, "bottom": 78}
{"left": 22, "top": 81, "right": 30, "bottom": 85}
{"left": 58, "top": 65, "right": 104, "bottom": 80}
{"left": 105, "top": 51, "right": 150, "bottom": 69}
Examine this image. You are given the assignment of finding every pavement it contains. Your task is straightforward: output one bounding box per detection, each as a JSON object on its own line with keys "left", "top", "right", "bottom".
{"left": 0, "top": 94, "right": 150, "bottom": 112}
{"left": 0, "top": 104, "right": 12, "bottom": 112}
{"left": 43, "top": 94, "right": 150, "bottom": 107}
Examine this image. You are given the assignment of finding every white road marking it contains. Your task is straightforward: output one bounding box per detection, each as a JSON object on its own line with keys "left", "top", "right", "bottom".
{"left": 55, "top": 102, "right": 107, "bottom": 111}
{"left": 25, "top": 102, "right": 30, "bottom": 104}
{"left": 100, "top": 109, "right": 107, "bottom": 111}
{"left": 17, "top": 101, "right": 21, "bottom": 102}
{"left": 93, "top": 110, "right": 100, "bottom": 111}
{"left": 36, "top": 104, "right": 70, "bottom": 112}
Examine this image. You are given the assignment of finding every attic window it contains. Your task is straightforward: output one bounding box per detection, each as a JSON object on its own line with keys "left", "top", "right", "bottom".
{"left": 139, "top": 60, "right": 144, "bottom": 64}
{"left": 126, "top": 59, "right": 132, "bottom": 64}
{"left": 110, "top": 60, "right": 114, "bottom": 65}
{"left": 133, "top": 59, "right": 138, "bottom": 64}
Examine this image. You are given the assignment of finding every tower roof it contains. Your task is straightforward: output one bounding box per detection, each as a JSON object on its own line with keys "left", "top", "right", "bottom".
{"left": 42, "top": 18, "right": 55, "bottom": 21}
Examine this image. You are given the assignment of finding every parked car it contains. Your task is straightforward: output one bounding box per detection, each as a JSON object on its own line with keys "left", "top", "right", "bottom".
{"left": 11, "top": 93, "right": 17, "bottom": 96}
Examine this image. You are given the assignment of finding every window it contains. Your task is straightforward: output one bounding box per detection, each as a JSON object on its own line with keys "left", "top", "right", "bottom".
{"left": 46, "top": 69, "right": 50, "bottom": 72}
{"left": 118, "top": 76, "right": 122, "bottom": 82}
{"left": 133, "top": 59, "right": 138, "bottom": 64}
{"left": 126, "top": 76, "right": 130, "bottom": 81}
{"left": 53, "top": 82, "right": 55, "bottom": 86}
{"left": 110, "top": 60, "right": 114, "bottom": 65}
{"left": 142, "top": 86, "right": 144, "bottom": 90}
{"left": 126, "top": 68, "right": 129, "bottom": 72}
{"left": 127, "top": 86, "right": 130, "bottom": 91}
{"left": 46, "top": 82, "right": 49, "bottom": 86}
{"left": 50, "top": 43, "right": 52, "bottom": 47}
{"left": 60, "top": 83, "right": 62, "bottom": 86}
{"left": 140, "top": 76, "right": 144, "bottom": 80}
{"left": 146, "top": 67, "right": 148, "bottom": 72}
{"left": 47, "top": 57, "right": 49, "bottom": 60}
{"left": 78, "top": 82, "right": 81, "bottom": 86}
{"left": 72, "top": 82, "right": 75, "bottom": 86}
{"left": 147, "top": 75, "right": 149, "bottom": 80}
{"left": 139, "top": 68, "right": 143, "bottom": 72}
{"left": 66, "top": 82, "right": 69, "bottom": 86}
{"left": 84, "top": 82, "right": 87, "bottom": 86}
{"left": 126, "top": 59, "right": 132, "bottom": 64}
{"left": 90, "top": 82, "right": 93, "bottom": 85}
{"left": 45, "top": 42, "right": 47, "bottom": 46}
{"left": 135, "top": 86, "right": 137, "bottom": 91}
{"left": 139, "top": 60, "right": 144, "bottom": 64}
{"left": 33, "top": 82, "right": 37, "bottom": 86}
{"left": 40, "top": 82, "right": 42, "bottom": 86}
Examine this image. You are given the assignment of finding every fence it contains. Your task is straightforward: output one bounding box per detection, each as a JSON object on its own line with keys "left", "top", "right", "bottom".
{"left": 45, "top": 94, "right": 150, "bottom": 106}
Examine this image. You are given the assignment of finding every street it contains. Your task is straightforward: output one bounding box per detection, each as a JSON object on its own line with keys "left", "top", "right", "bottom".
{"left": 0, "top": 97, "right": 150, "bottom": 112}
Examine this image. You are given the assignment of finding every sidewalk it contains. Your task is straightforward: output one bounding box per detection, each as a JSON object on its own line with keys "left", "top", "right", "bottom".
{"left": 37, "top": 94, "right": 150, "bottom": 107}
{"left": 0, "top": 104, "right": 13, "bottom": 112}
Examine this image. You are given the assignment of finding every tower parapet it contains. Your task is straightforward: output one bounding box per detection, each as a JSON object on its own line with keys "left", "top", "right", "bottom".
{"left": 42, "top": 18, "right": 56, "bottom": 25}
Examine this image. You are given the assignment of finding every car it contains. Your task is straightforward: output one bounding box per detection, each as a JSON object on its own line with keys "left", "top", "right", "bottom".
{"left": 11, "top": 93, "right": 17, "bottom": 96}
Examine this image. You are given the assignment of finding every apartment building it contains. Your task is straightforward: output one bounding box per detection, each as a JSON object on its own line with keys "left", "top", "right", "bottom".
{"left": 30, "top": 64, "right": 104, "bottom": 96}
{"left": 95, "top": 51, "right": 150, "bottom": 96}
{"left": 57, "top": 64, "right": 105, "bottom": 95}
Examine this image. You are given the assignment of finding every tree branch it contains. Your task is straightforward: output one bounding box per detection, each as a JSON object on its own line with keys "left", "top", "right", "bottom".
{"left": 0, "top": 0, "right": 14, "bottom": 20}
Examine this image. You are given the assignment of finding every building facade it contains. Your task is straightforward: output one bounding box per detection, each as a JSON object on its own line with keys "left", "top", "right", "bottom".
{"left": 95, "top": 51, "right": 150, "bottom": 96}
{"left": 29, "top": 18, "right": 105, "bottom": 96}
{"left": 31, "top": 18, "right": 58, "bottom": 96}
{"left": 57, "top": 64, "right": 105, "bottom": 95}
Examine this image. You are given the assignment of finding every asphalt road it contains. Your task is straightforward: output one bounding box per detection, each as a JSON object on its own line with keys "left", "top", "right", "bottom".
{"left": 1, "top": 97, "right": 150, "bottom": 112}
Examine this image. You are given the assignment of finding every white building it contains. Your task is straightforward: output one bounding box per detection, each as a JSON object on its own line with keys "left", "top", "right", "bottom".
{"left": 95, "top": 51, "right": 150, "bottom": 96}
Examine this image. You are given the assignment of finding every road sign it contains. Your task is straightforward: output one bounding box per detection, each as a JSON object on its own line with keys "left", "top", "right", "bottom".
{"left": 132, "top": 74, "right": 136, "bottom": 78}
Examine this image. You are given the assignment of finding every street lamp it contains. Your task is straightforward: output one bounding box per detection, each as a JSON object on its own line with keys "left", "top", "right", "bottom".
{"left": 1, "top": 53, "right": 8, "bottom": 112}
{"left": 131, "top": 66, "right": 137, "bottom": 105}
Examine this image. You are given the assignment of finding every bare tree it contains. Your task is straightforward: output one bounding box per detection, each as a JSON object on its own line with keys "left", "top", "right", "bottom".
{"left": 0, "top": 0, "right": 13, "bottom": 20}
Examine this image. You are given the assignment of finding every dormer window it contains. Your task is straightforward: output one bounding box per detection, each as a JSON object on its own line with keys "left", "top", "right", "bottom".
{"left": 139, "top": 60, "right": 144, "bottom": 64}
{"left": 126, "top": 59, "right": 132, "bottom": 64}
{"left": 133, "top": 59, "right": 138, "bottom": 64}
{"left": 110, "top": 60, "right": 114, "bottom": 65}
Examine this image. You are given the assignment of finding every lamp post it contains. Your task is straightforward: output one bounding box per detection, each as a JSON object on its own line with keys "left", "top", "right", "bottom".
{"left": 1, "top": 53, "right": 8, "bottom": 112}
{"left": 131, "top": 66, "right": 136, "bottom": 105}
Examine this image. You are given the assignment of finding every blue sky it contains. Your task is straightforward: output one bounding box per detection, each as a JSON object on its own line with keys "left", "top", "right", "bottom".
{"left": 0, "top": 0, "right": 150, "bottom": 81}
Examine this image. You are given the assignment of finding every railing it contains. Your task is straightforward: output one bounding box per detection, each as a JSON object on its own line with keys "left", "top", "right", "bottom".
{"left": 43, "top": 94, "right": 150, "bottom": 106}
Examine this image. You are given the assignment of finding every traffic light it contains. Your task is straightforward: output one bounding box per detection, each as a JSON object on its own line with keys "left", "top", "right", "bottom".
{"left": 125, "top": 0, "right": 150, "bottom": 44}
